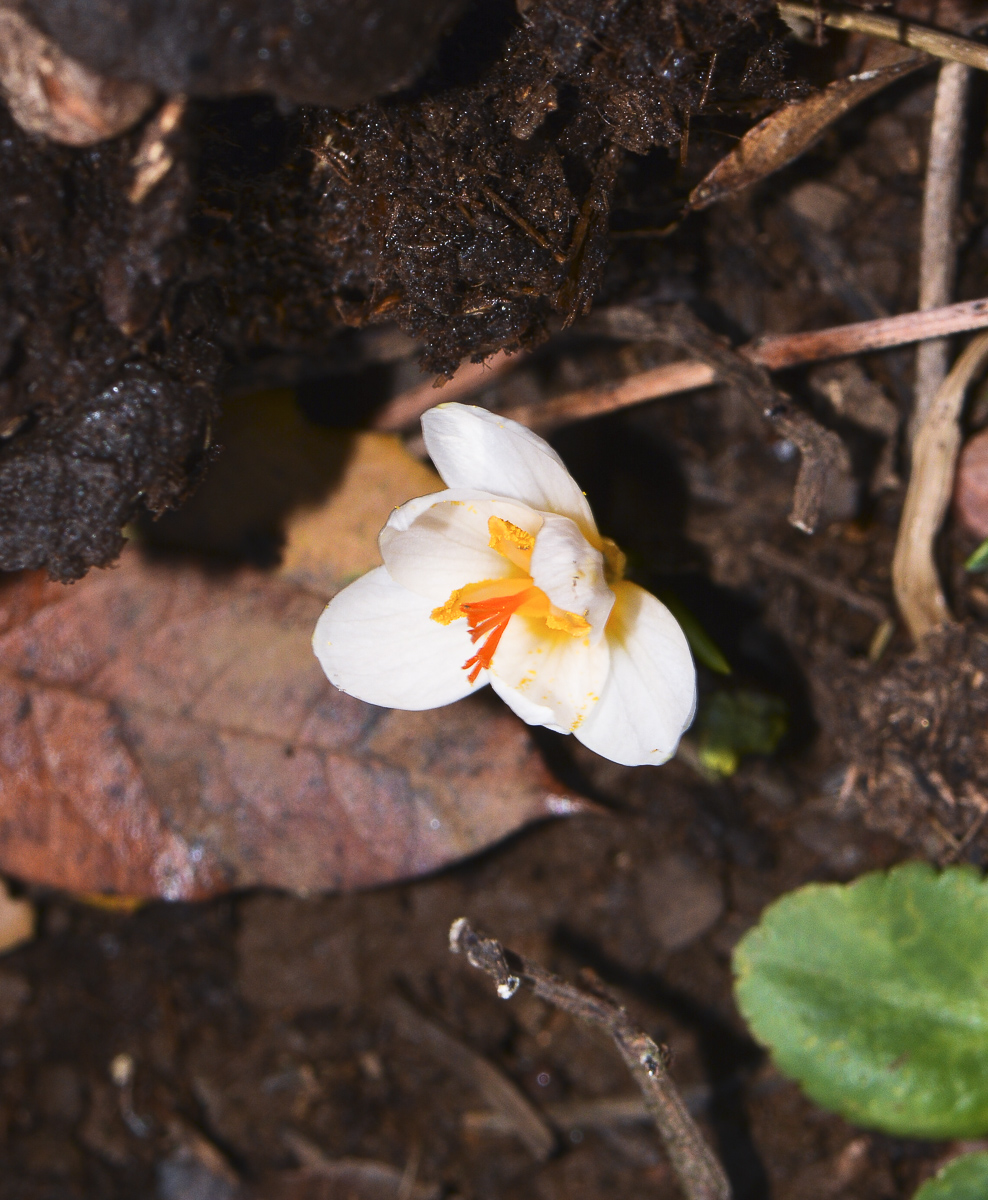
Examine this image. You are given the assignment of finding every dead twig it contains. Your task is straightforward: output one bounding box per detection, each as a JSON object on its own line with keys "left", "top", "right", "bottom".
{"left": 893, "top": 332, "right": 988, "bottom": 641}
{"left": 509, "top": 360, "right": 717, "bottom": 432}
{"left": 750, "top": 542, "right": 889, "bottom": 622}
{"left": 913, "top": 62, "right": 972, "bottom": 440}
{"left": 636, "top": 305, "right": 853, "bottom": 534}
{"left": 384, "top": 298, "right": 988, "bottom": 435}
{"left": 449, "top": 918, "right": 731, "bottom": 1200}
{"left": 746, "top": 298, "right": 988, "bottom": 369}
{"left": 372, "top": 349, "right": 520, "bottom": 432}
{"left": 386, "top": 994, "right": 556, "bottom": 1162}
{"left": 778, "top": 2, "right": 988, "bottom": 71}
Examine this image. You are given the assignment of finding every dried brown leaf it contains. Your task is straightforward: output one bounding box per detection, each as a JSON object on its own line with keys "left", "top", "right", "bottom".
{"left": 0, "top": 3, "right": 154, "bottom": 145}
{"left": 0, "top": 549, "right": 587, "bottom": 898}
{"left": 688, "top": 59, "right": 925, "bottom": 212}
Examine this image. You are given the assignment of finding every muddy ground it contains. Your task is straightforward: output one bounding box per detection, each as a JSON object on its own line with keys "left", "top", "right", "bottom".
{"left": 2, "top": 2, "right": 988, "bottom": 1198}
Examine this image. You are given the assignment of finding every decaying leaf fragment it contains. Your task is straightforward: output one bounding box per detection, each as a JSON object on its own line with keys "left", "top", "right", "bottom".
{"left": 0, "top": 2, "right": 155, "bottom": 145}
{"left": 689, "top": 58, "right": 925, "bottom": 211}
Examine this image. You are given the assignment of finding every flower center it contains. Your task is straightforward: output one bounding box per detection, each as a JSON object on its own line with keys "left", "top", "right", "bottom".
{"left": 429, "top": 516, "right": 591, "bottom": 682}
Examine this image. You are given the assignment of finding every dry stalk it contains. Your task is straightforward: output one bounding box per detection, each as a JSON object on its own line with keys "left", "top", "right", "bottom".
{"left": 913, "top": 62, "right": 972, "bottom": 439}
{"left": 893, "top": 333, "right": 988, "bottom": 641}
{"left": 372, "top": 349, "right": 518, "bottom": 431}
{"left": 778, "top": 2, "right": 988, "bottom": 71}
{"left": 382, "top": 298, "right": 988, "bottom": 435}
{"left": 449, "top": 918, "right": 731, "bottom": 1200}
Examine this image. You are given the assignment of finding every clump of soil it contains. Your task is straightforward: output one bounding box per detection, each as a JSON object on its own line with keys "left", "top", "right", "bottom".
{"left": 0, "top": 112, "right": 220, "bottom": 580}
{"left": 835, "top": 626, "right": 988, "bottom": 860}
{"left": 0, "top": 0, "right": 791, "bottom": 578}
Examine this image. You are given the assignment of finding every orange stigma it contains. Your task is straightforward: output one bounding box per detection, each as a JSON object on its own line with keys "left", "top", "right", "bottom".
{"left": 461, "top": 588, "right": 535, "bottom": 682}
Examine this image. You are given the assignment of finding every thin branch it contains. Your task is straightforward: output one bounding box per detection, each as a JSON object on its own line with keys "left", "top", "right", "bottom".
{"left": 449, "top": 918, "right": 731, "bottom": 1200}
{"left": 778, "top": 2, "right": 988, "bottom": 72}
{"left": 372, "top": 349, "right": 520, "bottom": 432}
{"left": 512, "top": 297, "right": 988, "bottom": 435}
{"left": 507, "top": 360, "right": 717, "bottom": 431}
{"left": 913, "top": 62, "right": 972, "bottom": 439}
{"left": 623, "top": 305, "right": 853, "bottom": 534}
{"left": 746, "top": 297, "right": 988, "bottom": 370}
{"left": 381, "top": 298, "right": 988, "bottom": 435}
{"left": 893, "top": 332, "right": 988, "bottom": 641}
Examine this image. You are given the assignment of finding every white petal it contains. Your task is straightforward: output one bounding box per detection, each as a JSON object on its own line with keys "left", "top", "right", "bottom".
{"left": 381, "top": 486, "right": 502, "bottom": 536}
{"left": 421, "top": 404, "right": 599, "bottom": 540}
{"left": 489, "top": 613, "right": 610, "bottom": 734}
{"left": 380, "top": 494, "right": 540, "bottom": 603}
{"left": 575, "top": 581, "right": 696, "bottom": 767}
{"left": 529, "top": 513, "right": 614, "bottom": 642}
{"left": 488, "top": 675, "right": 564, "bottom": 732}
{"left": 312, "top": 567, "right": 484, "bottom": 710}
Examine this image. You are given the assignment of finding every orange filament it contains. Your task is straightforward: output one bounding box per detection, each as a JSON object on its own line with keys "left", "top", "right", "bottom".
{"left": 461, "top": 588, "right": 536, "bottom": 682}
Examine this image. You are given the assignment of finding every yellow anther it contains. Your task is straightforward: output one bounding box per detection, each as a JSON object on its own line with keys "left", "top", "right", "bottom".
{"left": 488, "top": 516, "right": 535, "bottom": 569}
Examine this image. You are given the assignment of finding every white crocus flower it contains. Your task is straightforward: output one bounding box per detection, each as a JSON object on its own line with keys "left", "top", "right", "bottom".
{"left": 312, "top": 403, "right": 696, "bottom": 766}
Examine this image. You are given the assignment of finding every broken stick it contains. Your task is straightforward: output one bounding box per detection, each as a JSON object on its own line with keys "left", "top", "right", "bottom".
{"left": 893, "top": 332, "right": 988, "bottom": 641}
{"left": 913, "top": 61, "right": 972, "bottom": 440}
{"left": 778, "top": 2, "right": 988, "bottom": 72}
{"left": 449, "top": 918, "right": 731, "bottom": 1200}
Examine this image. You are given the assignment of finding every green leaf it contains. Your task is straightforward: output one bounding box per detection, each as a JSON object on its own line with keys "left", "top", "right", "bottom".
{"left": 658, "top": 592, "right": 732, "bottom": 675}
{"left": 696, "top": 689, "right": 787, "bottom": 776}
{"left": 914, "top": 1153, "right": 988, "bottom": 1200}
{"left": 966, "top": 539, "right": 988, "bottom": 573}
{"left": 733, "top": 862, "right": 988, "bottom": 1138}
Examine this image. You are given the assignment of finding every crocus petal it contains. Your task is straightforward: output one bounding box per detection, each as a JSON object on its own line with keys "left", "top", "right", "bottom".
{"left": 489, "top": 676, "right": 566, "bottom": 733}
{"left": 313, "top": 567, "right": 484, "bottom": 710}
{"left": 529, "top": 512, "right": 614, "bottom": 641}
{"left": 490, "top": 614, "right": 610, "bottom": 733}
{"left": 575, "top": 581, "right": 696, "bottom": 767}
{"left": 381, "top": 495, "right": 540, "bottom": 603}
{"left": 382, "top": 486, "right": 506, "bottom": 536}
{"left": 421, "top": 404, "right": 599, "bottom": 540}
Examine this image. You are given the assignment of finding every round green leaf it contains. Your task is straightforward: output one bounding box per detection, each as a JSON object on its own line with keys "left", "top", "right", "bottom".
{"left": 733, "top": 862, "right": 988, "bottom": 1138}
{"left": 915, "top": 1153, "right": 988, "bottom": 1200}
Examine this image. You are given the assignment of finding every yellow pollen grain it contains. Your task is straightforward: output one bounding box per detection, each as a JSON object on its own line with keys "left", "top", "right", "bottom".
{"left": 487, "top": 515, "right": 535, "bottom": 571}
{"left": 430, "top": 588, "right": 468, "bottom": 625}
{"left": 544, "top": 608, "right": 591, "bottom": 637}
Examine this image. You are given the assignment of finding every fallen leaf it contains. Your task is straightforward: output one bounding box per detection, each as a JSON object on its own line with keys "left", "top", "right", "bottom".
{"left": 0, "top": 879, "right": 34, "bottom": 954}
{"left": 0, "top": 5, "right": 155, "bottom": 146}
{"left": 279, "top": 431, "right": 441, "bottom": 597}
{"left": 0, "top": 549, "right": 586, "bottom": 899}
{"left": 955, "top": 427, "right": 988, "bottom": 540}
{"left": 688, "top": 59, "right": 924, "bottom": 211}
